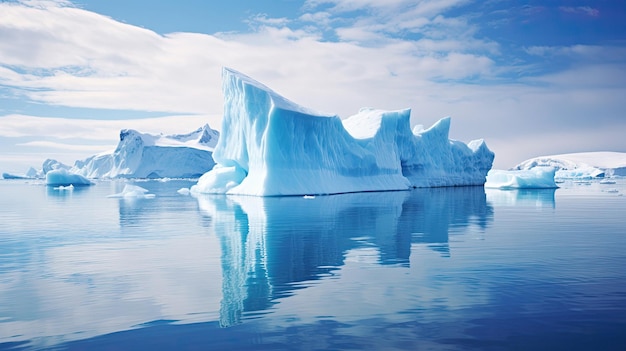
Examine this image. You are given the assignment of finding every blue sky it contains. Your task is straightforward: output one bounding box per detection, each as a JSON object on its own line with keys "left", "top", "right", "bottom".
{"left": 1, "top": 0, "right": 625, "bottom": 172}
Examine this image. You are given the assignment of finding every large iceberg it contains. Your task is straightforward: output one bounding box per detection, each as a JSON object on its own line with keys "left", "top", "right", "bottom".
{"left": 514, "top": 152, "right": 626, "bottom": 179}
{"left": 191, "top": 68, "right": 494, "bottom": 196}
{"left": 71, "top": 124, "right": 219, "bottom": 179}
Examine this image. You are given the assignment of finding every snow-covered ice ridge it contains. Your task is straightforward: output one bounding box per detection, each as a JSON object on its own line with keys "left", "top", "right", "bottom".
{"left": 192, "top": 68, "right": 494, "bottom": 196}
{"left": 72, "top": 124, "right": 219, "bottom": 179}
{"left": 514, "top": 152, "right": 626, "bottom": 179}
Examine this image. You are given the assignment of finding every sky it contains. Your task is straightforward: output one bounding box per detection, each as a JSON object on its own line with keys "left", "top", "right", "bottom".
{"left": 1, "top": 0, "right": 625, "bottom": 173}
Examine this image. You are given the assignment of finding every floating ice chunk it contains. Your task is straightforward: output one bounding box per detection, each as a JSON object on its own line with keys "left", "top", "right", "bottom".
{"left": 53, "top": 184, "right": 74, "bottom": 191}
{"left": 485, "top": 167, "right": 558, "bottom": 189}
{"left": 190, "top": 165, "right": 247, "bottom": 194}
{"left": 600, "top": 179, "right": 616, "bottom": 184}
{"left": 45, "top": 169, "right": 93, "bottom": 187}
{"left": 107, "top": 184, "right": 155, "bottom": 199}
{"left": 177, "top": 188, "right": 191, "bottom": 195}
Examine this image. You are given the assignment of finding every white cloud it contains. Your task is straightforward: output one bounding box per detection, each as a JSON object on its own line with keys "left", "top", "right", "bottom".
{"left": 559, "top": 6, "right": 600, "bottom": 17}
{"left": 247, "top": 13, "right": 291, "bottom": 28}
{"left": 15, "top": 140, "right": 116, "bottom": 152}
{"left": 0, "top": 0, "right": 497, "bottom": 118}
{"left": 304, "top": 0, "right": 467, "bottom": 15}
{"left": 299, "top": 11, "right": 333, "bottom": 28}
{"left": 526, "top": 63, "right": 626, "bottom": 89}
{"left": 303, "top": 0, "right": 473, "bottom": 39}
{"left": 0, "top": 2, "right": 217, "bottom": 114}
{"left": 0, "top": 0, "right": 624, "bottom": 172}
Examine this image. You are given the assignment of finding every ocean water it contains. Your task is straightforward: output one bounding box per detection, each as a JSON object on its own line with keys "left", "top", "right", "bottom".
{"left": 1, "top": 179, "right": 625, "bottom": 350}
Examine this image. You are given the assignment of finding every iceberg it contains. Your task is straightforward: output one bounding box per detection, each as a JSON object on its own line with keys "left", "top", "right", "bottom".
{"left": 1, "top": 167, "right": 41, "bottom": 179}
{"left": 8, "top": 126, "right": 218, "bottom": 180}
{"left": 45, "top": 168, "right": 93, "bottom": 187}
{"left": 71, "top": 124, "right": 219, "bottom": 179}
{"left": 5, "top": 159, "right": 71, "bottom": 179}
{"left": 192, "top": 68, "right": 494, "bottom": 196}
{"left": 1, "top": 172, "right": 31, "bottom": 180}
{"left": 485, "top": 167, "right": 558, "bottom": 189}
{"left": 514, "top": 152, "right": 626, "bottom": 179}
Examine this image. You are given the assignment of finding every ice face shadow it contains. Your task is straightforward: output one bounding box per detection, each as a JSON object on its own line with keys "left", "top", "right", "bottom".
{"left": 194, "top": 186, "right": 493, "bottom": 327}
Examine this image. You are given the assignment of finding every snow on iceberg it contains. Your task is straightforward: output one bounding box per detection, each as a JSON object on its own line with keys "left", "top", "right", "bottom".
{"left": 45, "top": 169, "right": 93, "bottom": 187}
{"left": 485, "top": 167, "right": 558, "bottom": 189}
{"left": 514, "top": 152, "right": 626, "bottom": 179}
{"left": 71, "top": 124, "right": 219, "bottom": 179}
{"left": 191, "top": 68, "right": 494, "bottom": 196}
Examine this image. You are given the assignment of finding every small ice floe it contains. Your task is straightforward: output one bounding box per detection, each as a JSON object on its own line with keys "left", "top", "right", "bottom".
{"left": 177, "top": 187, "right": 191, "bottom": 195}
{"left": 53, "top": 184, "right": 74, "bottom": 191}
{"left": 107, "top": 184, "right": 155, "bottom": 199}
{"left": 600, "top": 179, "right": 616, "bottom": 185}
{"left": 303, "top": 195, "right": 316, "bottom": 199}
{"left": 604, "top": 188, "right": 620, "bottom": 194}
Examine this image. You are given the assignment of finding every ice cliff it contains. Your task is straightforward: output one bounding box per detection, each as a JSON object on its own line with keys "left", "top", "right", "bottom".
{"left": 192, "top": 68, "right": 494, "bottom": 196}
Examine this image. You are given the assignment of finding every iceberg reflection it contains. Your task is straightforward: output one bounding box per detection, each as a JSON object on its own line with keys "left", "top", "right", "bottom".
{"left": 485, "top": 188, "right": 556, "bottom": 208}
{"left": 194, "top": 186, "right": 493, "bottom": 327}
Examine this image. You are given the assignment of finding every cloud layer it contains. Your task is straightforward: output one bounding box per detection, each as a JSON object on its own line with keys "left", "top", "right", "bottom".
{"left": 1, "top": 0, "right": 624, "bottom": 171}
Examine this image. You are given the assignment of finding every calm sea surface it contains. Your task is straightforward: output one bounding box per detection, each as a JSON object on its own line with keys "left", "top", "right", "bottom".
{"left": 1, "top": 179, "right": 625, "bottom": 350}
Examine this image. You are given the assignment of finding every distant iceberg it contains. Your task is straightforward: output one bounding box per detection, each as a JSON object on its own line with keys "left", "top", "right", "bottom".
{"left": 1, "top": 172, "right": 31, "bottom": 180}
{"left": 3, "top": 159, "right": 70, "bottom": 179}
{"left": 192, "top": 68, "right": 494, "bottom": 196}
{"left": 71, "top": 124, "right": 219, "bottom": 179}
{"left": 485, "top": 167, "right": 558, "bottom": 189}
{"left": 514, "top": 152, "right": 626, "bottom": 179}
